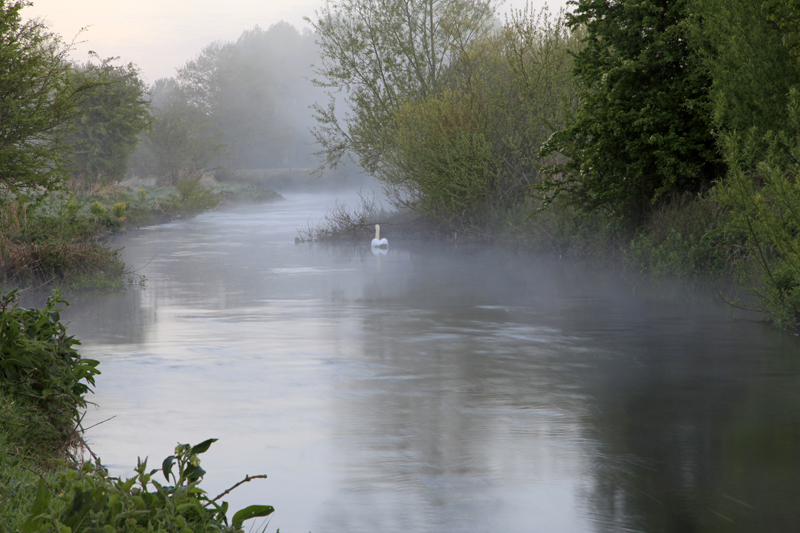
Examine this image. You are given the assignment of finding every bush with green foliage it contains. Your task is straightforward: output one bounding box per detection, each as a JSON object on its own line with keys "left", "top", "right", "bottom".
{"left": 714, "top": 93, "right": 800, "bottom": 327}
{"left": 627, "top": 194, "right": 734, "bottom": 277}
{"left": 21, "top": 439, "right": 273, "bottom": 533}
{"left": 390, "top": 90, "right": 501, "bottom": 226}
{"left": 0, "top": 290, "right": 100, "bottom": 456}
{"left": 539, "top": 0, "right": 721, "bottom": 221}
{"left": 1, "top": 195, "right": 125, "bottom": 289}
{"left": 164, "top": 175, "right": 223, "bottom": 215}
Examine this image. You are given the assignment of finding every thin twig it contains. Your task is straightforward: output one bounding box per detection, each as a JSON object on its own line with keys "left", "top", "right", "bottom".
{"left": 210, "top": 474, "right": 268, "bottom": 504}
{"left": 81, "top": 415, "right": 116, "bottom": 432}
{"left": 19, "top": 465, "right": 56, "bottom": 493}
{"left": 713, "top": 283, "right": 760, "bottom": 313}
{"left": 130, "top": 253, "right": 157, "bottom": 273}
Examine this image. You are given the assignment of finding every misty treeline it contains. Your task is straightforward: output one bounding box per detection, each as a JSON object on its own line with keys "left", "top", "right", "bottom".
{"left": 128, "top": 22, "right": 322, "bottom": 184}
{"left": 0, "top": 0, "right": 322, "bottom": 195}
{"left": 306, "top": 0, "right": 800, "bottom": 326}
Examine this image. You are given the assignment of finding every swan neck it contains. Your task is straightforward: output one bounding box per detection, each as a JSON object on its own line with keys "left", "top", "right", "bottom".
{"left": 375, "top": 224, "right": 380, "bottom": 240}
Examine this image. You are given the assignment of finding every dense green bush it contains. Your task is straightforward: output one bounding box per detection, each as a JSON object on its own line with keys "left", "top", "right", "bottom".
{"left": 390, "top": 90, "right": 500, "bottom": 226}
{"left": 627, "top": 195, "right": 734, "bottom": 276}
{"left": 0, "top": 290, "right": 100, "bottom": 456}
{"left": 538, "top": 0, "right": 720, "bottom": 221}
{"left": 715, "top": 93, "right": 800, "bottom": 327}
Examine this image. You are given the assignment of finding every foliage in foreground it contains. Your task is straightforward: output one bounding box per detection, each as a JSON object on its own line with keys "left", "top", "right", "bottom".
{"left": 0, "top": 290, "right": 99, "bottom": 457}
{"left": 0, "top": 293, "right": 274, "bottom": 531}
{"left": 21, "top": 439, "right": 274, "bottom": 533}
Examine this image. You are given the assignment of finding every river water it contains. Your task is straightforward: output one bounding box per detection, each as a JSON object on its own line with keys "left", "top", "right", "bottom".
{"left": 61, "top": 192, "right": 800, "bottom": 533}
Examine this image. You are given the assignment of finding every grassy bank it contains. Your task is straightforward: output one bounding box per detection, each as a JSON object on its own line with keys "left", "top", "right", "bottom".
{"left": 0, "top": 291, "right": 274, "bottom": 532}
{"left": 1, "top": 174, "right": 282, "bottom": 293}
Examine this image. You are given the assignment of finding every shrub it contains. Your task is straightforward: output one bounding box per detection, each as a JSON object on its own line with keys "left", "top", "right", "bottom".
{"left": 88, "top": 201, "right": 106, "bottom": 218}
{"left": 714, "top": 89, "right": 800, "bottom": 327}
{"left": 627, "top": 194, "right": 734, "bottom": 276}
{"left": 111, "top": 202, "right": 127, "bottom": 219}
{"left": 0, "top": 290, "right": 100, "bottom": 456}
{"left": 165, "top": 175, "right": 222, "bottom": 215}
{"left": 21, "top": 439, "right": 274, "bottom": 533}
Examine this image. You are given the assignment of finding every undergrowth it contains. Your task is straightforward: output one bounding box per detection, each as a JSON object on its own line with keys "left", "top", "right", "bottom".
{"left": 0, "top": 291, "right": 275, "bottom": 532}
{"left": 0, "top": 290, "right": 99, "bottom": 459}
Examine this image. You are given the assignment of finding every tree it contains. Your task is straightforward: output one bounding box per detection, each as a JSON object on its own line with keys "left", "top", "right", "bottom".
{"left": 762, "top": 0, "right": 800, "bottom": 58}
{"left": 130, "top": 79, "right": 224, "bottom": 185}
{"left": 539, "top": 0, "right": 721, "bottom": 221}
{"left": 175, "top": 24, "right": 319, "bottom": 170}
{"left": 65, "top": 56, "right": 151, "bottom": 185}
{"left": 700, "top": 0, "right": 800, "bottom": 325}
{"left": 306, "top": 0, "right": 498, "bottom": 175}
{"left": 0, "top": 0, "right": 93, "bottom": 195}
{"left": 695, "top": 0, "right": 800, "bottom": 148}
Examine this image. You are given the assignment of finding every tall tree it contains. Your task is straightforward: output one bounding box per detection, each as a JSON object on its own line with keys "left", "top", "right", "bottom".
{"left": 66, "top": 56, "right": 151, "bottom": 184}
{"left": 539, "top": 0, "right": 720, "bottom": 221}
{"left": 696, "top": 0, "right": 800, "bottom": 146}
{"left": 0, "top": 0, "right": 93, "bottom": 195}
{"left": 130, "top": 78, "right": 224, "bottom": 185}
{"left": 176, "top": 24, "right": 319, "bottom": 169}
{"left": 306, "top": 0, "right": 498, "bottom": 175}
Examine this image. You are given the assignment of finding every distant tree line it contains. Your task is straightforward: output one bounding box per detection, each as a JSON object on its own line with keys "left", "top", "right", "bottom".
{"left": 129, "top": 22, "right": 322, "bottom": 184}
{"left": 0, "top": 1, "right": 321, "bottom": 196}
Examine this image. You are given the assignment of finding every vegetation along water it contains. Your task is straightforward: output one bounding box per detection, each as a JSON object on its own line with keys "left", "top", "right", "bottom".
{"left": 3, "top": 0, "right": 800, "bottom": 529}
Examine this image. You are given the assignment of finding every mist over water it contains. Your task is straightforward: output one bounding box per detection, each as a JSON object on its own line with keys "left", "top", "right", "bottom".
{"left": 62, "top": 192, "right": 800, "bottom": 533}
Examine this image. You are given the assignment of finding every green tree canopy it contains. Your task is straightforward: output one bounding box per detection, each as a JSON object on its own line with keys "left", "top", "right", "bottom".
{"left": 0, "top": 0, "right": 93, "bottom": 196}
{"left": 540, "top": 0, "right": 721, "bottom": 221}
{"left": 306, "top": 0, "right": 498, "bottom": 175}
{"left": 65, "top": 56, "right": 151, "bottom": 185}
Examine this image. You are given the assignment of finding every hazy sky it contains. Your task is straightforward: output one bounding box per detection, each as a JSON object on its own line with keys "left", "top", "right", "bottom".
{"left": 27, "top": 0, "right": 569, "bottom": 83}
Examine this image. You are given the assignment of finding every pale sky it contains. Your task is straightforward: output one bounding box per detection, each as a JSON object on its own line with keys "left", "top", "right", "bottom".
{"left": 27, "top": 0, "right": 569, "bottom": 83}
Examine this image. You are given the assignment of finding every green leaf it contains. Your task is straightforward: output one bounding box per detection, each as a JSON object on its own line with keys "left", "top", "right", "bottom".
{"left": 30, "top": 478, "right": 52, "bottom": 517}
{"left": 232, "top": 505, "right": 275, "bottom": 528}
{"left": 162, "top": 455, "right": 175, "bottom": 481}
{"left": 191, "top": 438, "right": 217, "bottom": 455}
{"left": 183, "top": 464, "right": 206, "bottom": 482}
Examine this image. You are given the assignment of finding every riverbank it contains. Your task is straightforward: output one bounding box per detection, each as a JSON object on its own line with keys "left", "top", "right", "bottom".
{"left": 298, "top": 189, "right": 775, "bottom": 325}
{"left": 0, "top": 175, "right": 283, "bottom": 293}
{"left": 0, "top": 290, "right": 273, "bottom": 532}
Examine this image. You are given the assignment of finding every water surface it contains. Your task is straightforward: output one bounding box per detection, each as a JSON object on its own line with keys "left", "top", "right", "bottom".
{"left": 63, "top": 193, "right": 800, "bottom": 533}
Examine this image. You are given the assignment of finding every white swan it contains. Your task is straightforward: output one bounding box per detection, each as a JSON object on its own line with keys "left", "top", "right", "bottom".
{"left": 371, "top": 224, "right": 388, "bottom": 248}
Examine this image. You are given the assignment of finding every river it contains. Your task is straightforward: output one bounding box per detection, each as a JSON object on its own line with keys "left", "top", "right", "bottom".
{"left": 61, "top": 192, "right": 800, "bottom": 533}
